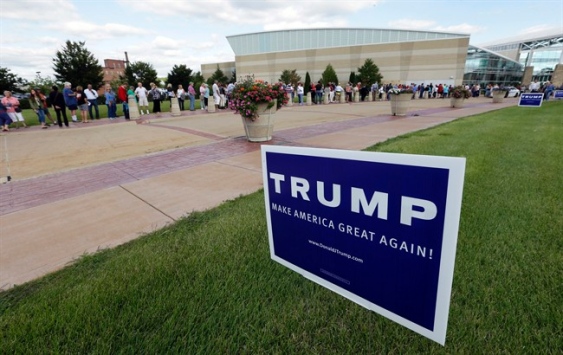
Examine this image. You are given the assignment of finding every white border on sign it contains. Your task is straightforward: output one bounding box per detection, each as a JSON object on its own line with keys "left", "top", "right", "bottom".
{"left": 261, "top": 146, "right": 466, "bottom": 346}
{"left": 518, "top": 92, "right": 544, "bottom": 107}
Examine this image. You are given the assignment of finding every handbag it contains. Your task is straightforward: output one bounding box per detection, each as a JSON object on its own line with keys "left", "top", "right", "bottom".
{"left": 15, "top": 107, "right": 22, "bottom": 113}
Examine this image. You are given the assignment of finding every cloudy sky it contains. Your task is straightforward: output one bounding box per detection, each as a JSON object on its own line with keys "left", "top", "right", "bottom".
{"left": 1, "top": 0, "right": 562, "bottom": 81}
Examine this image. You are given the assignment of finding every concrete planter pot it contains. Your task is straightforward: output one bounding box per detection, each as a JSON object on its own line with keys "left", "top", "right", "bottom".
{"left": 492, "top": 90, "right": 506, "bottom": 103}
{"left": 450, "top": 98, "right": 466, "bottom": 108}
{"left": 241, "top": 101, "right": 277, "bottom": 142}
{"left": 389, "top": 93, "right": 411, "bottom": 116}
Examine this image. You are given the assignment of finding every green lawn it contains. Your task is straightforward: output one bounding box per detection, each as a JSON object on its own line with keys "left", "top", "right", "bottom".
{"left": 14, "top": 99, "right": 204, "bottom": 126}
{"left": 0, "top": 103, "right": 561, "bottom": 353}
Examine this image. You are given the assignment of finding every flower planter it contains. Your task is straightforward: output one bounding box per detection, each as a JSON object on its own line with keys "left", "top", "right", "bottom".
{"left": 241, "top": 101, "right": 276, "bottom": 142}
{"left": 492, "top": 91, "right": 506, "bottom": 103}
{"left": 389, "top": 93, "right": 411, "bottom": 116}
{"left": 450, "top": 98, "right": 466, "bottom": 108}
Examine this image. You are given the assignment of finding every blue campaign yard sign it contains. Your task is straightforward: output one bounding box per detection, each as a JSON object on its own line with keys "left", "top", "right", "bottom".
{"left": 518, "top": 93, "right": 544, "bottom": 107}
{"left": 262, "top": 146, "right": 465, "bottom": 345}
{"left": 553, "top": 90, "right": 563, "bottom": 100}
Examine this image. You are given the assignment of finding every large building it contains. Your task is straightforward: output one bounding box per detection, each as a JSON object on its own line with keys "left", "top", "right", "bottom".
{"left": 204, "top": 28, "right": 471, "bottom": 87}
{"left": 203, "top": 28, "right": 563, "bottom": 88}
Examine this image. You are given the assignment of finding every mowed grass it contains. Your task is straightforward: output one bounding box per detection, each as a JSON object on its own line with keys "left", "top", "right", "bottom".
{"left": 1, "top": 103, "right": 561, "bottom": 353}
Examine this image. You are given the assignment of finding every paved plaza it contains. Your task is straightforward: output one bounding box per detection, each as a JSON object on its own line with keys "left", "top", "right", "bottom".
{"left": 0, "top": 97, "right": 517, "bottom": 289}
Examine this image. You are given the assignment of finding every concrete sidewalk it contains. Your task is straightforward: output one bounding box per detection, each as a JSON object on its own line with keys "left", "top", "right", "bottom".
{"left": 0, "top": 97, "right": 517, "bottom": 289}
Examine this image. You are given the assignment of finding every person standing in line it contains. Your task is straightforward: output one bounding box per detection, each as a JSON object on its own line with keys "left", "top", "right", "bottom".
{"left": 0, "top": 100, "right": 11, "bottom": 132}
{"left": 212, "top": 80, "right": 220, "bottom": 110}
{"left": 166, "top": 83, "right": 175, "bottom": 110}
{"left": 188, "top": 82, "right": 196, "bottom": 111}
{"left": 105, "top": 86, "right": 117, "bottom": 120}
{"left": 1, "top": 91, "right": 27, "bottom": 129}
{"left": 34, "top": 88, "right": 57, "bottom": 125}
{"left": 63, "top": 82, "right": 78, "bottom": 122}
{"left": 297, "top": 82, "right": 304, "bottom": 105}
{"left": 199, "top": 83, "right": 206, "bottom": 110}
{"left": 177, "top": 84, "right": 185, "bottom": 111}
{"left": 285, "top": 84, "right": 294, "bottom": 104}
{"left": 543, "top": 81, "right": 555, "bottom": 100}
{"left": 29, "top": 88, "right": 48, "bottom": 129}
{"left": 315, "top": 81, "right": 323, "bottom": 104}
{"left": 345, "top": 82, "right": 353, "bottom": 103}
{"left": 75, "top": 85, "right": 90, "bottom": 123}
{"left": 117, "top": 83, "right": 129, "bottom": 119}
{"left": 149, "top": 83, "right": 161, "bottom": 115}
{"left": 84, "top": 84, "right": 100, "bottom": 120}
{"left": 127, "top": 85, "right": 135, "bottom": 98}
{"left": 443, "top": 84, "right": 450, "bottom": 98}
{"left": 134, "top": 82, "right": 150, "bottom": 115}
{"left": 220, "top": 83, "right": 229, "bottom": 109}
{"left": 204, "top": 84, "right": 210, "bottom": 111}
{"left": 49, "top": 85, "right": 69, "bottom": 127}
{"left": 226, "top": 81, "right": 235, "bottom": 107}
{"left": 529, "top": 79, "right": 540, "bottom": 93}
{"left": 335, "top": 83, "right": 344, "bottom": 102}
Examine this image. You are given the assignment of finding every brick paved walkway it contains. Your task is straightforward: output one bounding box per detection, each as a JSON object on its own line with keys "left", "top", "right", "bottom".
{"left": 0, "top": 100, "right": 496, "bottom": 217}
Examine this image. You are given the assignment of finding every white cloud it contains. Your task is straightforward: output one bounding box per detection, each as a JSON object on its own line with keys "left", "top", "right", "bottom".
{"left": 45, "top": 21, "right": 146, "bottom": 41}
{"left": 152, "top": 36, "right": 180, "bottom": 50}
{"left": 519, "top": 24, "right": 555, "bottom": 35}
{"left": 0, "top": 0, "right": 79, "bottom": 21}
{"left": 388, "top": 18, "right": 484, "bottom": 35}
{"left": 432, "top": 23, "right": 484, "bottom": 35}
{"left": 117, "top": 0, "right": 376, "bottom": 30}
{"left": 388, "top": 19, "right": 436, "bottom": 30}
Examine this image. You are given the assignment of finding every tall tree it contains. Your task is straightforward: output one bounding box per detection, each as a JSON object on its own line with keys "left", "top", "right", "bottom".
{"left": 52, "top": 40, "right": 103, "bottom": 88}
{"left": 321, "top": 64, "right": 338, "bottom": 86}
{"left": 356, "top": 58, "right": 383, "bottom": 86}
{"left": 304, "top": 72, "right": 311, "bottom": 95}
{"left": 0, "top": 67, "right": 27, "bottom": 92}
{"left": 166, "top": 64, "right": 193, "bottom": 90}
{"left": 28, "top": 73, "right": 59, "bottom": 95}
{"left": 279, "top": 69, "right": 301, "bottom": 87}
{"left": 349, "top": 71, "right": 356, "bottom": 84}
{"left": 121, "top": 61, "right": 158, "bottom": 89}
{"left": 192, "top": 71, "right": 204, "bottom": 98}
{"left": 206, "top": 66, "right": 229, "bottom": 86}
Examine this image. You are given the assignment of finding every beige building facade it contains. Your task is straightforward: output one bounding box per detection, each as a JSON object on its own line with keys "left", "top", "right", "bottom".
{"left": 201, "top": 62, "right": 236, "bottom": 82}
{"left": 204, "top": 28, "right": 471, "bottom": 86}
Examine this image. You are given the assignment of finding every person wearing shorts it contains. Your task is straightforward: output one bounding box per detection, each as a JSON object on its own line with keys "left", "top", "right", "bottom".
{"left": 135, "top": 82, "right": 149, "bottom": 115}
{"left": 63, "top": 82, "right": 78, "bottom": 122}
{"left": 1, "top": 91, "right": 27, "bottom": 128}
{"left": 76, "top": 86, "right": 90, "bottom": 123}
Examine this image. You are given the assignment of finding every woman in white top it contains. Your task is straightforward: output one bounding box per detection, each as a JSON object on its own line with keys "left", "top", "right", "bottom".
{"left": 176, "top": 84, "right": 185, "bottom": 111}
{"left": 297, "top": 83, "right": 304, "bottom": 105}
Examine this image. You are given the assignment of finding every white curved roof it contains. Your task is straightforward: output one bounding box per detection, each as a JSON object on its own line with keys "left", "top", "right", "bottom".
{"left": 226, "top": 28, "right": 470, "bottom": 56}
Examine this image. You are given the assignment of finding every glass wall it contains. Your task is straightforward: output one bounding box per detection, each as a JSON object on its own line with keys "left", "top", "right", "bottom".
{"left": 463, "top": 45, "right": 524, "bottom": 86}
{"left": 518, "top": 37, "right": 563, "bottom": 82}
